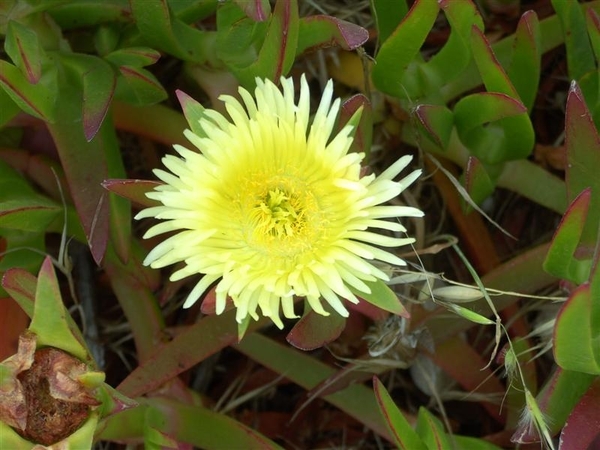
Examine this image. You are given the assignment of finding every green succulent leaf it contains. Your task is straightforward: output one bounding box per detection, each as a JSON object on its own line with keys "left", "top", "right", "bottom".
{"left": 297, "top": 15, "right": 368, "bottom": 54}
{"left": 507, "top": 10, "right": 541, "bottom": 112}
{"left": 130, "top": 0, "right": 213, "bottom": 63}
{"left": 373, "top": 376, "right": 427, "bottom": 450}
{"left": 29, "top": 257, "right": 91, "bottom": 363}
{"left": 5, "top": 20, "right": 45, "bottom": 84}
{"left": 565, "top": 81, "right": 600, "bottom": 250}
{"left": 372, "top": 0, "right": 439, "bottom": 99}
{"left": 544, "top": 188, "right": 592, "bottom": 284}
{"left": 416, "top": 407, "right": 453, "bottom": 450}
{"left": 554, "top": 284, "right": 600, "bottom": 374}
{"left": 105, "top": 47, "right": 161, "bottom": 68}
{"left": 463, "top": 156, "right": 494, "bottom": 208}
{"left": 453, "top": 92, "right": 531, "bottom": 164}
{"left": 0, "top": 60, "right": 56, "bottom": 122}
{"left": 117, "top": 66, "right": 167, "bottom": 106}
{"left": 354, "top": 278, "right": 409, "bottom": 317}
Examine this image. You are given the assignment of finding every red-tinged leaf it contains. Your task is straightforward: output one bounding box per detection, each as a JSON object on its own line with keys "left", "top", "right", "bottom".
{"left": 463, "top": 156, "right": 494, "bottom": 207}
{"left": 48, "top": 118, "right": 111, "bottom": 264}
{"left": 1, "top": 268, "right": 36, "bottom": 318}
{"left": 118, "top": 66, "right": 167, "bottom": 106}
{"left": 413, "top": 104, "right": 453, "bottom": 150}
{"left": 83, "top": 59, "right": 116, "bottom": 141}
{"left": 373, "top": 376, "right": 426, "bottom": 450}
{"left": 347, "top": 298, "right": 388, "bottom": 322}
{"left": 508, "top": 10, "right": 541, "bottom": 111}
{"left": 339, "top": 94, "right": 372, "bottom": 157}
{"left": 372, "top": 0, "right": 439, "bottom": 98}
{"left": 513, "top": 368, "right": 596, "bottom": 442}
{"left": 30, "top": 257, "right": 91, "bottom": 363}
{"left": 176, "top": 89, "right": 208, "bottom": 138}
{"left": 453, "top": 92, "right": 533, "bottom": 164}
{"left": 5, "top": 21, "right": 43, "bottom": 84}
{"left": 0, "top": 197, "right": 60, "bottom": 232}
{"left": 102, "top": 179, "right": 162, "bottom": 208}
{"left": 416, "top": 407, "right": 452, "bottom": 450}
{"left": 0, "top": 60, "right": 55, "bottom": 122}
{"left": 454, "top": 93, "right": 526, "bottom": 130}
{"left": 234, "top": 0, "right": 270, "bottom": 21}
{"left": 104, "top": 47, "right": 161, "bottom": 68}
{"left": 0, "top": 149, "right": 65, "bottom": 201}
{"left": 559, "top": 378, "right": 600, "bottom": 450}
{"left": 565, "top": 81, "right": 600, "bottom": 249}
{"left": 297, "top": 15, "right": 368, "bottom": 54}
{"left": 544, "top": 188, "right": 592, "bottom": 284}
{"left": 117, "top": 313, "right": 269, "bottom": 398}
{"left": 286, "top": 309, "right": 346, "bottom": 351}
{"left": 238, "top": 0, "right": 299, "bottom": 86}
{"left": 553, "top": 284, "right": 600, "bottom": 374}
{"left": 470, "top": 26, "right": 520, "bottom": 99}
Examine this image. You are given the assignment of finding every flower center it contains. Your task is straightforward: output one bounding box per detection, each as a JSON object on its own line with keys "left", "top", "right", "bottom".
{"left": 238, "top": 173, "right": 324, "bottom": 258}
{"left": 255, "top": 188, "right": 302, "bottom": 238}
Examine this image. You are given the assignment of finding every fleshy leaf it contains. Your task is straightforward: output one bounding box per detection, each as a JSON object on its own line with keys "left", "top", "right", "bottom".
{"left": 543, "top": 188, "right": 592, "bottom": 284}
{"left": 102, "top": 179, "right": 162, "bottom": 208}
{"left": 0, "top": 197, "right": 60, "bottom": 232}
{"left": 176, "top": 89, "right": 208, "bottom": 138}
{"left": 105, "top": 47, "right": 161, "bottom": 67}
{"left": 5, "top": 20, "right": 44, "bottom": 83}
{"left": 413, "top": 104, "right": 454, "bottom": 150}
{"left": 297, "top": 15, "right": 368, "bottom": 54}
{"left": 565, "top": 81, "right": 600, "bottom": 250}
{"left": 559, "top": 378, "right": 600, "bottom": 450}
{"left": 554, "top": 284, "right": 600, "bottom": 374}
{"left": 117, "top": 65, "right": 167, "bottom": 106}
{"left": 237, "top": 0, "right": 299, "bottom": 86}
{"left": 463, "top": 156, "right": 494, "bottom": 207}
{"left": 82, "top": 58, "right": 117, "bottom": 141}
{"left": 355, "top": 278, "right": 409, "bottom": 317}
{"left": 373, "top": 376, "right": 427, "bottom": 450}
{"left": 372, "top": 0, "right": 439, "bottom": 98}
{"left": 0, "top": 60, "right": 55, "bottom": 122}
{"left": 234, "top": 0, "right": 271, "bottom": 21}
{"left": 29, "top": 257, "right": 91, "bottom": 363}
{"left": 416, "top": 407, "right": 452, "bottom": 450}
{"left": 424, "top": 0, "right": 484, "bottom": 86}
{"left": 130, "top": 0, "right": 212, "bottom": 62}
{"left": 453, "top": 92, "right": 530, "bottom": 164}
{"left": 286, "top": 308, "right": 346, "bottom": 351}
{"left": 507, "top": 10, "right": 541, "bottom": 111}
{"left": 339, "top": 94, "right": 372, "bottom": 157}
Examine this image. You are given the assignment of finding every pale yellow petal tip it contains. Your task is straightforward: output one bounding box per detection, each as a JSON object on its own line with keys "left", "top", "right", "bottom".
{"left": 136, "top": 74, "right": 423, "bottom": 327}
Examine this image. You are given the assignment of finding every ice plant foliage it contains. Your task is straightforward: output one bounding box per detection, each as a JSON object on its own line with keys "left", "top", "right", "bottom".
{"left": 137, "top": 76, "right": 423, "bottom": 328}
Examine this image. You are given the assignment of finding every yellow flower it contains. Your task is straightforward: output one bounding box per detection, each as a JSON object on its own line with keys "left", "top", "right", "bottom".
{"left": 136, "top": 75, "right": 423, "bottom": 328}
